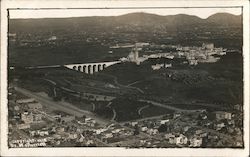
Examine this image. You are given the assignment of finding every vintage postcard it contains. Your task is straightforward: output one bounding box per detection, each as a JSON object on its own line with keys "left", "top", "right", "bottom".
{"left": 0, "top": 0, "right": 249, "bottom": 156}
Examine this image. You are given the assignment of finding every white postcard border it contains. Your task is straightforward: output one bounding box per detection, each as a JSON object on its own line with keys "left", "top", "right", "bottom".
{"left": 1, "top": 0, "right": 249, "bottom": 156}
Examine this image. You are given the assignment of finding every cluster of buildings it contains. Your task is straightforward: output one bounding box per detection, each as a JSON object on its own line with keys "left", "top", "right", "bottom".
{"left": 175, "top": 43, "right": 227, "bottom": 65}
{"left": 120, "top": 42, "right": 227, "bottom": 69}
{"left": 8, "top": 89, "right": 135, "bottom": 147}
{"left": 8, "top": 87, "right": 243, "bottom": 148}
{"left": 10, "top": 97, "right": 44, "bottom": 130}
{"left": 124, "top": 107, "right": 243, "bottom": 148}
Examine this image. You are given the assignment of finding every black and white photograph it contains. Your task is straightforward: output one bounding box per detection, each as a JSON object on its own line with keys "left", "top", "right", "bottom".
{"left": 0, "top": 0, "right": 249, "bottom": 156}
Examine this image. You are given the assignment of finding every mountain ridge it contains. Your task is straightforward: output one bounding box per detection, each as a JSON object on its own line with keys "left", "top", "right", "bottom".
{"left": 10, "top": 12, "right": 240, "bottom": 20}
{"left": 9, "top": 12, "right": 242, "bottom": 34}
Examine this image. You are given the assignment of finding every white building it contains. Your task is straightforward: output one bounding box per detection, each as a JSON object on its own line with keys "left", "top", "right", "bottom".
{"left": 215, "top": 111, "right": 232, "bottom": 120}
{"left": 141, "top": 127, "right": 148, "bottom": 132}
{"left": 176, "top": 134, "right": 188, "bottom": 146}
{"left": 160, "top": 119, "right": 169, "bottom": 125}
{"left": 131, "top": 122, "right": 138, "bottom": 127}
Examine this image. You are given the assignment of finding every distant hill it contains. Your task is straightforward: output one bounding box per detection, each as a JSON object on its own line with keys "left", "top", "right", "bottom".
{"left": 207, "top": 13, "right": 242, "bottom": 26}
{"left": 9, "top": 12, "right": 242, "bottom": 34}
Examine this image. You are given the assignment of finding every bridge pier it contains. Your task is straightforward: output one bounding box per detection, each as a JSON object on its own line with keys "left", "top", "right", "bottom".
{"left": 85, "top": 66, "right": 88, "bottom": 74}
{"left": 89, "top": 65, "right": 93, "bottom": 74}
{"left": 99, "top": 64, "right": 103, "bottom": 71}
{"left": 93, "top": 65, "right": 97, "bottom": 73}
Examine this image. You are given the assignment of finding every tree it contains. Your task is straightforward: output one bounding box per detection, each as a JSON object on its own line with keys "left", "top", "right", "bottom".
{"left": 158, "top": 124, "right": 169, "bottom": 133}
{"left": 82, "top": 115, "right": 86, "bottom": 122}
{"left": 133, "top": 125, "right": 140, "bottom": 135}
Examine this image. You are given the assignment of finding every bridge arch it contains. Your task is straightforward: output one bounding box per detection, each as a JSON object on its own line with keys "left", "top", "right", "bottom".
{"left": 83, "top": 65, "right": 88, "bottom": 73}
{"left": 88, "top": 65, "right": 93, "bottom": 74}
{"left": 73, "top": 66, "right": 77, "bottom": 70}
{"left": 103, "top": 64, "right": 107, "bottom": 69}
{"left": 78, "top": 66, "right": 82, "bottom": 71}
{"left": 98, "top": 64, "right": 102, "bottom": 71}
{"left": 93, "top": 64, "right": 98, "bottom": 72}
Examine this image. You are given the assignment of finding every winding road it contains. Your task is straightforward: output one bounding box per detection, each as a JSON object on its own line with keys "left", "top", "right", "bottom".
{"left": 98, "top": 73, "right": 144, "bottom": 94}
{"left": 138, "top": 105, "right": 150, "bottom": 115}
{"left": 139, "top": 99, "right": 201, "bottom": 113}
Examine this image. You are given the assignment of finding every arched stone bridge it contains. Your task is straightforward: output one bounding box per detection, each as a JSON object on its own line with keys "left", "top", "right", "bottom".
{"left": 64, "top": 61, "right": 121, "bottom": 74}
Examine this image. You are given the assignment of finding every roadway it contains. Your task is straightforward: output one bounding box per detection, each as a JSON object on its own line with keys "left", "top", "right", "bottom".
{"left": 139, "top": 99, "right": 200, "bottom": 113}
{"left": 14, "top": 86, "right": 110, "bottom": 126}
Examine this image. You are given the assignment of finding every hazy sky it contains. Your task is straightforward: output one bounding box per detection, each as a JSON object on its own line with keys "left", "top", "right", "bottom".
{"left": 9, "top": 8, "right": 242, "bottom": 19}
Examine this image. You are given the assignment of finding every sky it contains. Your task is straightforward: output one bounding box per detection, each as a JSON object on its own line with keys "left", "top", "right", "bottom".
{"left": 9, "top": 7, "right": 242, "bottom": 19}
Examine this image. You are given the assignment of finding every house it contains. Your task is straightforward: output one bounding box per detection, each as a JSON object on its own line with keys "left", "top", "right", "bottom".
{"left": 141, "top": 126, "right": 148, "bottom": 132}
{"left": 17, "top": 123, "right": 30, "bottom": 130}
{"left": 189, "top": 59, "right": 198, "bottom": 65}
{"left": 160, "top": 119, "right": 169, "bottom": 125}
{"left": 208, "top": 135, "right": 218, "bottom": 140}
{"left": 215, "top": 122, "right": 225, "bottom": 131}
{"left": 52, "top": 114, "right": 61, "bottom": 120}
{"left": 29, "top": 130, "right": 36, "bottom": 136}
{"left": 61, "top": 115, "right": 75, "bottom": 123}
{"left": 95, "top": 128, "right": 107, "bottom": 135}
{"left": 151, "top": 64, "right": 163, "bottom": 70}
{"left": 166, "top": 55, "right": 174, "bottom": 59}
{"left": 14, "top": 105, "right": 20, "bottom": 111}
{"left": 85, "top": 118, "right": 92, "bottom": 122}
{"left": 215, "top": 111, "right": 232, "bottom": 120}
{"left": 165, "top": 133, "right": 175, "bottom": 139}
{"left": 195, "top": 129, "right": 207, "bottom": 137}
{"left": 140, "top": 140, "right": 147, "bottom": 144}
{"left": 183, "top": 126, "right": 190, "bottom": 132}
{"left": 68, "top": 133, "right": 78, "bottom": 139}
{"left": 199, "top": 113, "right": 208, "bottom": 120}
{"left": 56, "top": 127, "right": 65, "bottom": 134}
{"left": 175, "top": 134, "right": 188, "bottom": 146}
{"left": 228, "top": 120, "right": 235, "bottom": 126}
{"left": 21, "top": 112, "right": 33, "bottom": 124}
{"left": 131, "top": 122, "right": 138, "bottom": 127}
{"left": 147, "top": 129, "right": 158, "bottom": 135}
{"left": 195, "top": 130, "right": 203, "bottom": 135}
{"left": 189, "top": 137, "right": 203, "bottom": 147}
{"left": 86, "top": 140, "right": 94, "bottom": 146}
{"left": 53, "top": 134, "right": 62, "bottom": 139}
{"left": 78, "top": 134, "right": 85, "bottom": 142}
{"left": 200, "top": 132, "right": 208, "bottom": 138}
{"left": 123, "top": 130, "right": 133, "bottom": 136}
{"left": 234, "top": 104, "right": 243, "bottom": 111}
{"left": 111, "top": 128, "right": 122, "bottom": 134}
{"left": 105, "top": 133, "right": 113, "bottom": 138}
{"left": 38, "top": 130, "right": 49, "bottom": 136}
{"left": 165, "top": 63, "right": 172, "bottom": 68}
{"left": 168, "top": 136, "right": 176, "bottom": 144}
{"left": 27, "top": 102, "right": 42, "bottom": 110}
{"left": 227, "top": 127, "right": 235, "bottom": 133}
{"left": 86, "top": 121, "right": 95, "bottom": 127}
{"left": 33, "top": 113, "right": 43, "bottom": 122}
{"left": 174, "top": 112, "right": 181, "bottom": 119}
